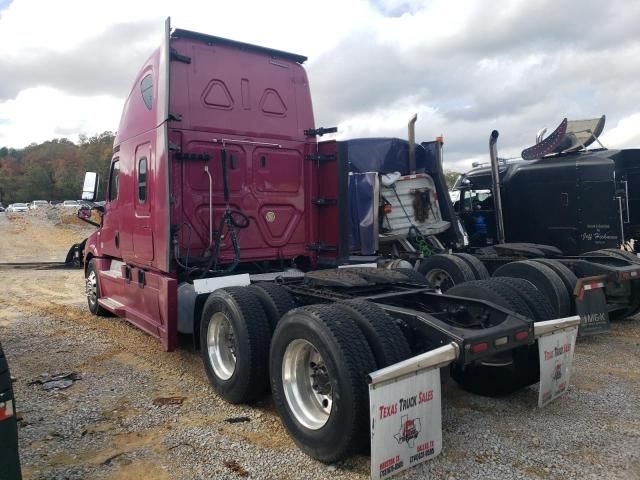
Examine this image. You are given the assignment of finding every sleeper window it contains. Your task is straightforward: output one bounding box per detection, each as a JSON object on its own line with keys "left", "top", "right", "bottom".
{"left": 141, "top": 74, "right": 153, "bottom": 110}
{"left": 138, "top": 157, "right": 148, "bottom": 202}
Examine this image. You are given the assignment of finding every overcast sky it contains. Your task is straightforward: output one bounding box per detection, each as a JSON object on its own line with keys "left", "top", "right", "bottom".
{"left": 1, "top": 0, "right": 640, "bottom": 171}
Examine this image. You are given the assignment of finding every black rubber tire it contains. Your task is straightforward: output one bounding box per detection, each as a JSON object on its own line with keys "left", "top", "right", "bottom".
{"left": 447, "top": 280, "right": 535, "bottom": 396}
{"left": 530, "top": 259, "right": 579, "bottom": 314}
{"left": 417, "top": 254, "right": 476, "bottom": 291}
{"left": 583, "top": 248, "right": 640, "bottom": 263}
{"left": 486, "top": 278, "right": 556, "bottom": 386}
{"left": 270, "top": 304, "right": 376, "bottom": 463}
{"left": 334, "top": 299, "right": 412, "bottom": 368}
{"left": 581, "top": 250, "right": 640, "bottom": 320}
{"left": 248, "top": 283, "right": 296, "bottom": 331}
{"left": 452, "top": 253, "right": 491, "bottom": 280}
{"left": 199, "top": 287, "right": 271, "bottom": 404}
{"left": 391, "top": 267, "right": 431, "bottom": 286}
{"left": 86, "top": 259, "right": 110, "bottom": 316}
{"left": 447, "top": 280, "right": 535, "bottom": 320}
{"left": 604, "top": 249, "right": 640, "bottom": 263}
{"left": 488, "top": 277, "right": 555, "bottom": 321}
{"left": 493, "top": 260, "right": 570, "bottom": 317}
{"left": 0, "top": 342, "right": 22, "bottom": 479}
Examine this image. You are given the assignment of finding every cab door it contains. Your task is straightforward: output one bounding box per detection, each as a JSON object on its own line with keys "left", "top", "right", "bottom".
{"left": 100, "top": 157, "right": 122, "bottom": 258}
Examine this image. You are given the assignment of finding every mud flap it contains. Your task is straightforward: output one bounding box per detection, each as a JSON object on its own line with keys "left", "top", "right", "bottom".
{"left": 536, "top": 323, "right": 578, "bottom": 407}
{"left": 368, "top": 343, "right": 458, "bottom": 480}
{"left": 575, "top": 278, "right": 609, "bottom": 336}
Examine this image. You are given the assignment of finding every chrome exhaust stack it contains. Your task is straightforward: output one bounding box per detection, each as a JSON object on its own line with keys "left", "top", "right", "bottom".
{"left": 489, "top": 130, "right": 506, "bottom": 244}
{"left": 408, "top": 113, "right": 417, "bottom": 174}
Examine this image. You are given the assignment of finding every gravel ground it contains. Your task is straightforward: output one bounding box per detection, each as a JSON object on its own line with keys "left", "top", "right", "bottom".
{"left": 0, "top": 212, "right": 639, "bottom": 479}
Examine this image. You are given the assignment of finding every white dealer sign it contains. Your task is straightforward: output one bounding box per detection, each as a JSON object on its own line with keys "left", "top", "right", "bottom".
{"left": 368, "top": 344, "right": 457, "bottom": 480}
{"left": 537, "top": 323, "right": 578, "bottom": 407}
{"left": 367, "top": 316, "right": 581, "bottom": 479}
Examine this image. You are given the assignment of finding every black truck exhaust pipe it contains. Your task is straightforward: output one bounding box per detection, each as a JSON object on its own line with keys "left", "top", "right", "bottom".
{"left": 408, "top": 113, "right": 417, "bottom": 174}
{"left": 489, "top": 130, "right": 506, "bottom": 244}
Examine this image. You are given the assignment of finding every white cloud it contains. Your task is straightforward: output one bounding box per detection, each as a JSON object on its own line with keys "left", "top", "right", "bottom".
{"left": 0, "top": 87, "right": 122, "bottom": 146}
{"left": 601, "top": 113, "right": 640, "bottom": 149}
{"left": 0, "top": 0, "right": 639, "bottom": 175}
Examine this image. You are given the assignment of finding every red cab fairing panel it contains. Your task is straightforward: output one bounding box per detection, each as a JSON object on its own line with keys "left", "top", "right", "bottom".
{"left": 168, "top": 30, "right": 317, "bottom": 265}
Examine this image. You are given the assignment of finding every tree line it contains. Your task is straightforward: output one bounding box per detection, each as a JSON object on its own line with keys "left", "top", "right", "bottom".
{"left": 0, "top": 132, "right": 114, "bottom": 204}
{"left": 0, "top": 131, "right": 463, "bottom": 205}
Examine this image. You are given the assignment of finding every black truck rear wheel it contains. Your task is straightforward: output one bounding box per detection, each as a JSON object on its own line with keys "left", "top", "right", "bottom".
{"left": 392, "top": 267, "right": 431, "bottom": 286}
{"left": 488, "top": 278, "right": 555, "bottom": 322}
{"left": 270, "top": 304, "right": 376, "bottom": 463}
{"left": 493, "top": 260, "right": 570, "bottom": 317}
{"left": 581, "top": 250, "right": 640, "bottom": 320}
{"left": 418, "top": 254, "right": 476, "bottom": 291}
{"left": 248, "top": 283, "right": 296, "bottom": 331}
{"left": 334, "top": 299, "right": 412, "bottom": 368}
{"left": 0, "top": 342, "right": 21, "bottom": 480}
{"left": 583, "top": 248, "right": 640, "bottom": 263}
{"left": 447, "top": 280, "right": 536, "bottom": 396}
{"left": 529, "top": 259, "right": 578, "bottom": 315}
{"left": 452, "top": 253, "right": 491, "bottom": 280}
{"left": 200, "top": 287, "right": 271, "bottom": 404}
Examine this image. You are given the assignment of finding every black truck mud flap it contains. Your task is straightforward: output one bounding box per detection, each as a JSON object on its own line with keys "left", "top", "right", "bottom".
{"left": 575, "top": 277, "right": 609, "bottom": 336}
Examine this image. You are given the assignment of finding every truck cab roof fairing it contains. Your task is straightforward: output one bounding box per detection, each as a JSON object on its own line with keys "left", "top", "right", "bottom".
{"left": 171, "top": 29, "right": 307, "bottom": 64}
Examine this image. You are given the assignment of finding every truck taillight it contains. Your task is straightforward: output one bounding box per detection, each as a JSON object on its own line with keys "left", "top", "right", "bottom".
{"left": 515, "top": 331, "right": 529, "bottom": 341}
{"left": 384, "top": 205, "right": 393, "bottom": 214}
{"left": 470, "top": 342, "right": 488, "bottom": 353}
{"left": 0, "top": 400, "right": 14, "bottom": 421}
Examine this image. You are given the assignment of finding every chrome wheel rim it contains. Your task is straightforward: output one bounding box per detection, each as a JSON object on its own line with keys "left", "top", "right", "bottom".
{"left": 282, "top": 339, "right": 332, "bottom": 430}
{"left": 207, "top": 312, "right": 237, "bottom": 380}
{"left": 425, "top": 268, "right": 454, "bottom": 291}
{"left": 86, "top": 270, "right": 97, "bottom": 306}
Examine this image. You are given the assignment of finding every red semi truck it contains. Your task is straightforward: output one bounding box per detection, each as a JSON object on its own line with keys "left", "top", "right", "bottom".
{"left": 78, "top": 19, "right": 591, "bottom": 466}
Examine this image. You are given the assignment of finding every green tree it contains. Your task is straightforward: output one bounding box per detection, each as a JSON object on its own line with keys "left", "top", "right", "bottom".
{"left": 0, "top": 131, "right": 114, "bottom": 203}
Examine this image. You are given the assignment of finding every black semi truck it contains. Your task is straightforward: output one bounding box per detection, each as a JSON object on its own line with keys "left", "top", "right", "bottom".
{"left": 317, "top": 116, "right": 640, "bottom": 331}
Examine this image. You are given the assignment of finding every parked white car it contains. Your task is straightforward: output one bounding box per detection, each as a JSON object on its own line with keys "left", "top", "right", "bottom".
{"left": 29, "top": 200, "right": 49, "bottom": 209}
{"left": 7, "top": 203, "right": 29, "bottom": 212}
{"left": 62, "top": 200, "right": 80, "bottom": 208}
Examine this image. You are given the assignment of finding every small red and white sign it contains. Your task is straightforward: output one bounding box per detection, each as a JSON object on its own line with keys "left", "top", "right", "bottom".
{"left": 0, "top": 399, "right": 14, "bottom": 421}
{"left": 538, "top": 326, "right": 578, "bottom": 407}
{"left": 369, "top": 369, "right": 442, "bottom": 479}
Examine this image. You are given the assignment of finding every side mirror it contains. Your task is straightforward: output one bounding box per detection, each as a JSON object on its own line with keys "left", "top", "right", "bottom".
{"left": 82, "top": 172, "right": 98, "bottom": 201}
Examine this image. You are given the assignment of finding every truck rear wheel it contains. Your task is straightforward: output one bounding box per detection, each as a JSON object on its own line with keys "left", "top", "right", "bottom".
{"left": 86, "top": 259, "right": 110, "bottom": 316}
{"left": 529, "top": 259, "right": 578, "bottom": 314}
{"left": 0, "top": 342, "right": 21, "bottom": 479}
{"left": 493, "top": 260, "right": 570, "bottom": 317}
{"left": 452, "top": 253, "right": 490, "bottom": 280}
{"left": 270, "top": 304, "right": 376, "bottom": 463}
{"left": 447, "top": 280, "right": 535, "bottom": 396}
{"left": 488, "top": 278, "right": 555, "bottom": 321}
{"left": 200, "top": 287, "right": 271, "bottom": 404}
{"left": 581, "top": 250, "right": 640, "bottom": 320}
{"left": 334, "top": 299, "right": 412, "bottom": 368}
{"left": 582, "top": 248, "right": 640, "bottom": 263}
{"left": 248, "top": 283, "right": 296, "bottom": 330}
{"left": 392, "top": 267, "right": 430, "bottom": 286}
{"left": 418, "top": 254, "right": 476, "bottom": 291}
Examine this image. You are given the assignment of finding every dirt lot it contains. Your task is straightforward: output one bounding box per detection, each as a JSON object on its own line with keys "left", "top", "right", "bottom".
{"left": 0, "top": 211, "right": 639, "bottom": 479}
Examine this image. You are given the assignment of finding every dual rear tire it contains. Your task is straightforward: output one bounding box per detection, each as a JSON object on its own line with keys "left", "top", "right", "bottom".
{"left": 447, "top": 278, "right": 555, "bottom": 396}
{"left": 199, "top": 286, "right": 412, "bottom": 463}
